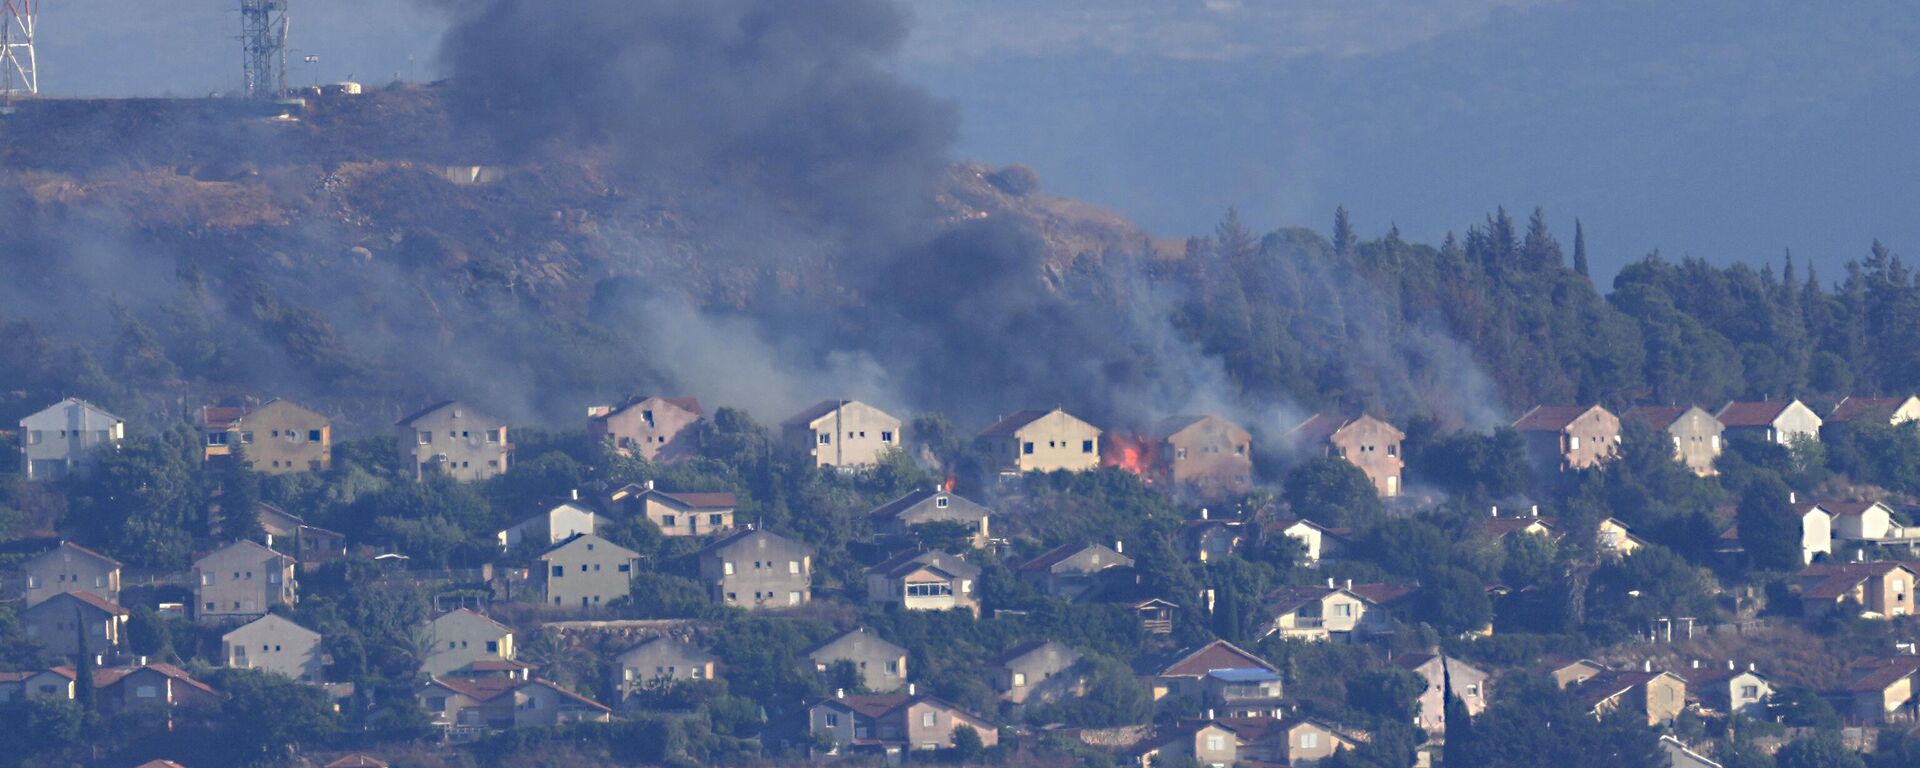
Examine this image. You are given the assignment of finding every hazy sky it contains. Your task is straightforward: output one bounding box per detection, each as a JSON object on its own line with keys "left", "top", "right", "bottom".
{"left": 29, "top": 0, "right": 1919, "bottom": 280}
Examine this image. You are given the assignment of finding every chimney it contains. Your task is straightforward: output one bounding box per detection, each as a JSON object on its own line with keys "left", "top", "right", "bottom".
{"left": 1326, "top": 577, "right": 1335, "bottom": 588}
{"left": 1346, "top": 578, "right": 1353, "bottom": 590}
{"left": 1530, "top": 505, "right": 1539, "bottom": 518}
{"left": 1690, "top": 660, "right": 1699, "bottom": 669}
{"left": 1490, "top": 506, "right": 1499, "bottom": 517}
{"left": 1748, "top": 662, "right": 1756, "bottom": 672}
{"left": 1789, "top": 491, "right": 1796, "bottom": 504}
{"left": 1201, "top": 508, "right": 1210, "bottom": 520}
{"left": 138, "top": 655, "right": 147, "bottom": 666}
{"left": 1727, "top": 660, "right": 1734, "bottom": 671}
{"left": 836, "top": 688, "right": 845, "bottom": 699}
{"left": 908, "top": 683, "right": 916, "bottom": 696}
{"left": 1643, "top": 660, "right": 1652, "bottom": 673}
{"left": 645, "top": 480, "right": 655, "bottom": 491}
{"left": 1114, "top": 540, "right": 1124, "bottom": 554}
{"left": 570, "top": 488, "right": 579, "bottom": 501}
{"left": 1206, "top": 709, "right": 1216, "bottom": 721}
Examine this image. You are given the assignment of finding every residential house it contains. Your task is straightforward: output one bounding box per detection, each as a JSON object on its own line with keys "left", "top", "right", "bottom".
{"left": 496, "top": 496, "right": 612, "bottom": 550}
{"left": 21, "top": 591, "right": 126, "bottom": 658}
{"left": 1823, "top": 501, "right": 1919, "bottom": 550}
{"left": 1627, "top": 405, "right": 1724, "bottom": 477}
{"left": 396, "top": 401, "right": 510, "bottom": 482}
{"left": 806, "top": 692, "right": 998, "bottom": 754}
{"left": 588, "top": 395, "right": 702, "bottom": 461}
{"left": 1130, "top": 597, "right": 1178, "bottom": 636}
{"left": 18, "top": 397, "right": 124, "bottom": 481}
{"left": 1138, "top": 639, "right": 1280, "bottom": 701}
{"left": 420, "top": 609, "right": 515, "bottom": 678}
{"left": 1203, "top": 669, "right": 1286, "bottom": 717}
{"left": 1286, "top": 413, "right": 1407, "bottom": 497}
{"left": 535, "top": 534, "right": 640, "bottom": 609}
{"left": 1716, "top": 399, "right": 1823, "bottom": 446}
{"left": 199, "top": 399, "right": 331, "bottom": 473}
{"left": 253, "top": 503, "right": 347, "bottom": 567}
{"left": 1684, "top": 661, "right": 1772, "bottom": 717}
{"left": 977, "top": 408, "right": 1102, "bottom": 474}
{"left": 1846, "top": 656, "right": 1920, "bottom": 725}
{"left": 1217, "top": 716, "right": 1356, "bottom": 767}
{"left": 1549, "top": 658, "right": 1610, "bottom": 689}
{"left": 92, "top": 663, "right": 222, "bottom": 712}
{"left": 1574, "top": 669, "right": 1688, "bottom": 726}
{"left": 1183, "top": 513, "right": 1250, "bottom": 563}
{"left": 324, "top": 756, "right": 392, "bottom": 768}
{"left": 864, "top": 550, "right": 981, "bottom": 616}
{"left": 805, "top": 627, "right": 908, "bottom": 693}
{"left": 1799, "top": 561, "right": 1917, "bottom": 619}
{"left": 615, "top": 637, "right": 718, "bottom": 701}
{"left": 21, "top": 541, "right": 121, "bottom": 608}
{"left": 628, "top": 485, "right": 738, "bottom": 538}
{"left": 222, "top": 614, "right": 323, "bottom": 683}
{"left": 1262, "top": 582, "right": 1396, "bottom": 641}
{"left": 1513, "top": 405, "right": 1621, "bottom": 472}
{"left": 993, "top": 640, "right": 1082, "bottom": 704}
{"left": 697, "top": 529, "right": 813, "bottom": 609}
{"left": 1473, "top": 511, "right": 1556, "bottom": 544}
{"left": 1394, "top": 654, "right": 1489, "bottom": 734}
{"left": 782, "top": 400, "right": 902, "bottom": 468}
{"left": 1148, "top": 414, "right": 1254, "bottom": 492}
{"left": 192, "top": 540, "right": 297, "bottom": 624}
{"left": 1270, "top": 518, "right": 1350, "bottom": 565}
{"left": 1018, "top": 542, "right": 1133, "bottom": 600}
{"left": 1828, "top": 395, "right": 1920, "bottom": 428}
{"left": 1662, "top": 736, "right": 1726, "bottom": 768}
{"left": 867, "top": 488, "right": 991, "bottom": 549}
{"left": 420, "top": 676, "right": 611, "bottom": 735}
{"left": 1125, "top": 720, "right": 1240, "bottom": 768}
{"left": 0, "top": 669, "right": 77, "bottom": 703}
{"left": 1595, "top": 517, "right": 1648, "bottom": 557}
{"left": 1791, "top": 503, "right": 1836, "bottom": 564}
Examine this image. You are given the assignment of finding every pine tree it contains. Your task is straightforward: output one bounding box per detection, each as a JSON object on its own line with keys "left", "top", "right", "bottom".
{"left": 1441, "top": 657, "right": 1475, "bottom": 766}
{"left": 1333, "top": 206, "right": 1355, "bottom": 257}
{"left": 1573, "top": 218, "right": 1590, "bottom": 278}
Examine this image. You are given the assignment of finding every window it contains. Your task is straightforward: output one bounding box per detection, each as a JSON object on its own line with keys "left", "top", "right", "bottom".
{"left": 789, "top": 560, "right": 800, "bottom": 574}
{"left": 618, "top": 563, "right": 632, "bottom": 573}
{"left": 207, "top": 432, "right": 229, "bottom": 446}
{"left": 1082, "top": 440, "right": 1094, "bottom": 453}
{"left": 826, "top": 713, "right": 840, "bottom": 727}
{"left": 936, "top": 496, "right": 949, "bottom": 509}
{"left": 725, "top": 592, "right": 737, "bottom": 602}
{"left": 26, "top": 430, "right": 41, "bottom": 445}
{"left": 25, "top": 575, "right": 38, "bottom": 588}
{"left": 819, "top": 433, "right": 832, "bottom": 445}
{"left": 581, "top": 564, "right": 589, "bottom": 572}
{"left": 1012, "top": 672, "right": 1027, "bottom": 687}
{"left": 1466, "top": 684, "right": 1480, "bottom": 697}
{"left": 709, "top": 514, "right": 724, "bottom": 526}
{"left": 200, "top": 573, "right": 214, "bottom": 586}
{"left": 1740, "top": 684, "right": 1759, "bottom": 698}
{"left": 886, "top": 660, "right": 899, "bottom": 674}
{"left": 642, "top": 410, "right": 654, "bottom": 427}
{"left": 552, "top": 565, "right": 565, "bottom": 577}
{"left": 1176, "top": 448, "right": 1188, "bottom": 460}
{"left": 724, "top": 562, "right": 735, "bottom": 575}
{"left": 789, "top": 591, "right": 801, "bottom": 604}
{"left": 309, "top": 429, "right": 322, "bottom": 442}
{"left": 241, "top": 431, "right": 253, "bottom": 444}
{"left": 881, "top": 431, "right": 894, "bottom": 444}
{"left": 488, "top": 429, "right": 502, "bottom": 444}
{"left": 663, "top": 514, "right": 677, "bottom": 527}
{"left": 417, "top": 430, "right": 433, "bottom": 445}
{"left": 486, "top": 641, "right": 499, "bottom": 653}
{"left": 1569, "top": 435, "right": 1581, "bottom": 451}
{"left": 922, "top": 712, "right": 936, "bottom": 728}
{"left": 1301, "top": 732, "right": 1321, "bottom": 749}
{"left": 905, "top": 582, "right": 953, "bottom": 597}
{"left": 136, "top": 685, "right": 158, "bottom": 699}
{"left": 1022, "top": 442, "right": 1035, "bottom": 455}
{"left": 1333, "top": 603, "right": 1354, "bottom": 618}
{"left": 1206, "top": 735, "right": 1225, "bottom": 751}
{"left": 427, "top": 696, "right": 447, "bottom": 712}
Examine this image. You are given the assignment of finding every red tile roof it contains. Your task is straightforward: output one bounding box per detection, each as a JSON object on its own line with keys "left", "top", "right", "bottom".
{"left": 1799, "top": 562, "right": 1916, "bottom": 600}
{"left": 1625, "top": 405, "right": 1688, "bottom": 429}
{"left": 39, "top": 540, "right": 122, "bottom": 569}
{"left": 1284, "top": 414, "right": 1348, "bottom": 445}
{"left": 978, "top": 409, "right": 1054, "bottom": 438}
{"left": 1512, "top": 405, "right": 1602, "bottom": 432}
{"left": 1829, "top": 396, "right": 1914, "bottom": 424}
{"left": 598, "top": 395, "right": 703, "bottom": 419}
{"left": 652, "top": 490, "right": 738, "bottom": 509}
{"left": 1348, "top": 582, "right": 1420, "bottom": 606}
{"left": 1848, "top": 657, "right": 1920, "bottom": 692}
{"left": 200, "top": 405, "right": 251, "bottom": 430}
{"left": 59, "top": 590, "right": 128, "bottom": 616}
{"left": 1017, "top": 543, "right": 1130, "bottom": 573}
{"left": 1715, "top": 400, "right": 1796, "bottom": 427}
{"left": 1156, "top": 640, "right": 1278, "bottom": 678}
{"left": 816, "top": 693, "right": 910, "bottom": 719}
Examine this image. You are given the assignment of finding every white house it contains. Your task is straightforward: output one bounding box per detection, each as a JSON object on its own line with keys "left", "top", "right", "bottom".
{"left": 18, "top": 398, "right": 124, "bottom": 481}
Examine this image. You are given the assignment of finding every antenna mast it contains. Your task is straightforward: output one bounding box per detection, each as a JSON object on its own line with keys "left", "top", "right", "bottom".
{"left": 240, "top": 0, "right": 289, "bottom": 98}
{"left": 0, "top": 0, "right": 36, "bottom": 101}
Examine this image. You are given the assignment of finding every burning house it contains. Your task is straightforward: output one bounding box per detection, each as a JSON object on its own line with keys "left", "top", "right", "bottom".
{"left": 1142, "top": 415, "right": 1253, "bottom": 493}
{"left": 1284, "top": 414, "right": 1406, "bottom": 497}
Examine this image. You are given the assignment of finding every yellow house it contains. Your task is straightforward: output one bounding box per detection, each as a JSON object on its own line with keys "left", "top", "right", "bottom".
{"left": 199, "top": 399, "right": 332, "bottom": 474}
{"left": 978, "top": 408, "right": 1102, "bottom": 474}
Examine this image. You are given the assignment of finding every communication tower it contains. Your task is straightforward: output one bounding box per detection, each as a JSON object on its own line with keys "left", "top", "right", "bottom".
{"left": 241, "top": 0, "right": 289, "bottom": 98}
{"left": 0, "top": 0, "right": 36, "bottom": 101}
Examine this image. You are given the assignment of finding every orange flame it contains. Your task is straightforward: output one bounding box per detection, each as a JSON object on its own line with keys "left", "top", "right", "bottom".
{"left": 943, "top": 473, "right": 956, "bottom": 493}
{"left": 1102, "top": 432, "right": 1156, "bottom": 479}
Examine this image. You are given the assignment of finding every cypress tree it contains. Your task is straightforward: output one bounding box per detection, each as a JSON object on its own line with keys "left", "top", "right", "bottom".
{"left": 1573, "top": 218, "right": 1590, "bottom": 278}
{"left": 1332, "top": 206, "right": 1355, "bottom": 257}
{"left": 74, "top": 607, "right": 96, "bottom": 718}
{"left": 1441, "top": 657, "right": 1475, "bottom": 766}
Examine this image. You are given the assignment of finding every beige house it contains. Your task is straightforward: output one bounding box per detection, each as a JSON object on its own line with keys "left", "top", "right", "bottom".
{"left": 993, "top": 640, "right": 1082, "bottom": 704}
{"left": 223, "top": 614, "right": 324, "bottom": 683}
{"left": 0, "top": 669, "right": 79, "bottom": 703}
{"left": 806, "top": 628, "right": 909, "bottom": 693}
{"left": 1799, "top": 561, "right": 1917, "bottom": 619}
{"left": 781, "top": 400, "right": 902, "bottom": 468}
{"left": 199, "top": 399, "right": 332, "bottom": 474}
{"left": 626, "top": 485, "right": 738, "bottom": 538}
{"left": 1791, "top": 503, "right": 1836, "bottom": 564}
{"left": 1394, "top": 654, "right": 1489, "bottom": 734}
{"left": 1824, "top": 501, "right": 1916, "bottom": 547}
{"left": 615, "top": 637, "right": 718, "bottom": 701}
{"left": 1828, "top": 395, "right": 1920, "bottom": 427}
{"left": 19, "top": 397, "right": 124, "bottom": 481}
{"left": 420, "top": 609, "right": 515, "bottom": 678}
{"left": 1595, "top": 517, "right": 1647, "bottom": 557}
{"left": 1139, "top": 640, "right": 1280, "bottom": 701}
{"left": 1262, "top": 583, "right": 1396, "bottom": 641}
{"left": 1514, "top": 404, "right": 1621, "bottom": 472}
{"left": 1717, "top": 399, "right": 1823, "bottom": 445}
{"left": 255, "top": 503, "right": 347, "bottom": 567}
{"left": 1685, "top": 662, "right": 1772, "bottom": 717}
{"left": 421, "top": 676, "right": 611, "bottom": 734}
{"left": 1549, "top": 658, "right": 1610, "bottom": 689}
{"left": 1017, "top": 542, "right": 1133, "bottom": 600}
{"left": 21, "top": 591, "right": 126, "bottom": 658}
{"left": 1148, "top": 414, "right": 1254, "bottom": 492}
{"left": 1219, "top": 716, "right": 1356, "bottom": 766}
{"left": 495, "top": 497, "right": 612, "bottom": 550}
{"left": 806, "top": 693, "right": 998, "bottom": 754}
{"left": 536, "top": 534, "right": 640, "bottom": 609}
{"left": 397, "top": 401, "right": 511, "bottom": 482}
{"left": 978, "top": 408, "right": 1102, "bottom": 474}
{"left": 867, "top": 489, "right": 992, "bottom": 549}
{"left": 1287, "top": 413, "right": 1407, "bottom": 497}
{"left": 588, "top": 395, "right": 703, "bottom": 461}
{"left": 863, "top": 550, "right": 981, "bottom": 616}
{"left": 1575, "top": 669, "right": 1687, "bottom": 726}
{"left": 22, "top": 541, "right": 121, "bottom": 608}
{"left": 698, "top": 529, "right": 814, "bottom": 610}
{"left": 1271, "top": 518, "right": 1349, "bottom": 565}
{"left": 1127, "top": 720, "right": 1240, "bottom": 768}
{"left": 1627, "top": 405, "right": 1724, "bottom": 477}
{"left": 193, "top": 540, "right": 297, "bottom": 624}
{"left": 1847, "top": 656, "right": 1920, "bottom": 725}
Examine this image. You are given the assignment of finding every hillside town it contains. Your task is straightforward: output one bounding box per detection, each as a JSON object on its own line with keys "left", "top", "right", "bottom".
{"left": 7, "top": 390, "right": 1920, "bottom": 767}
